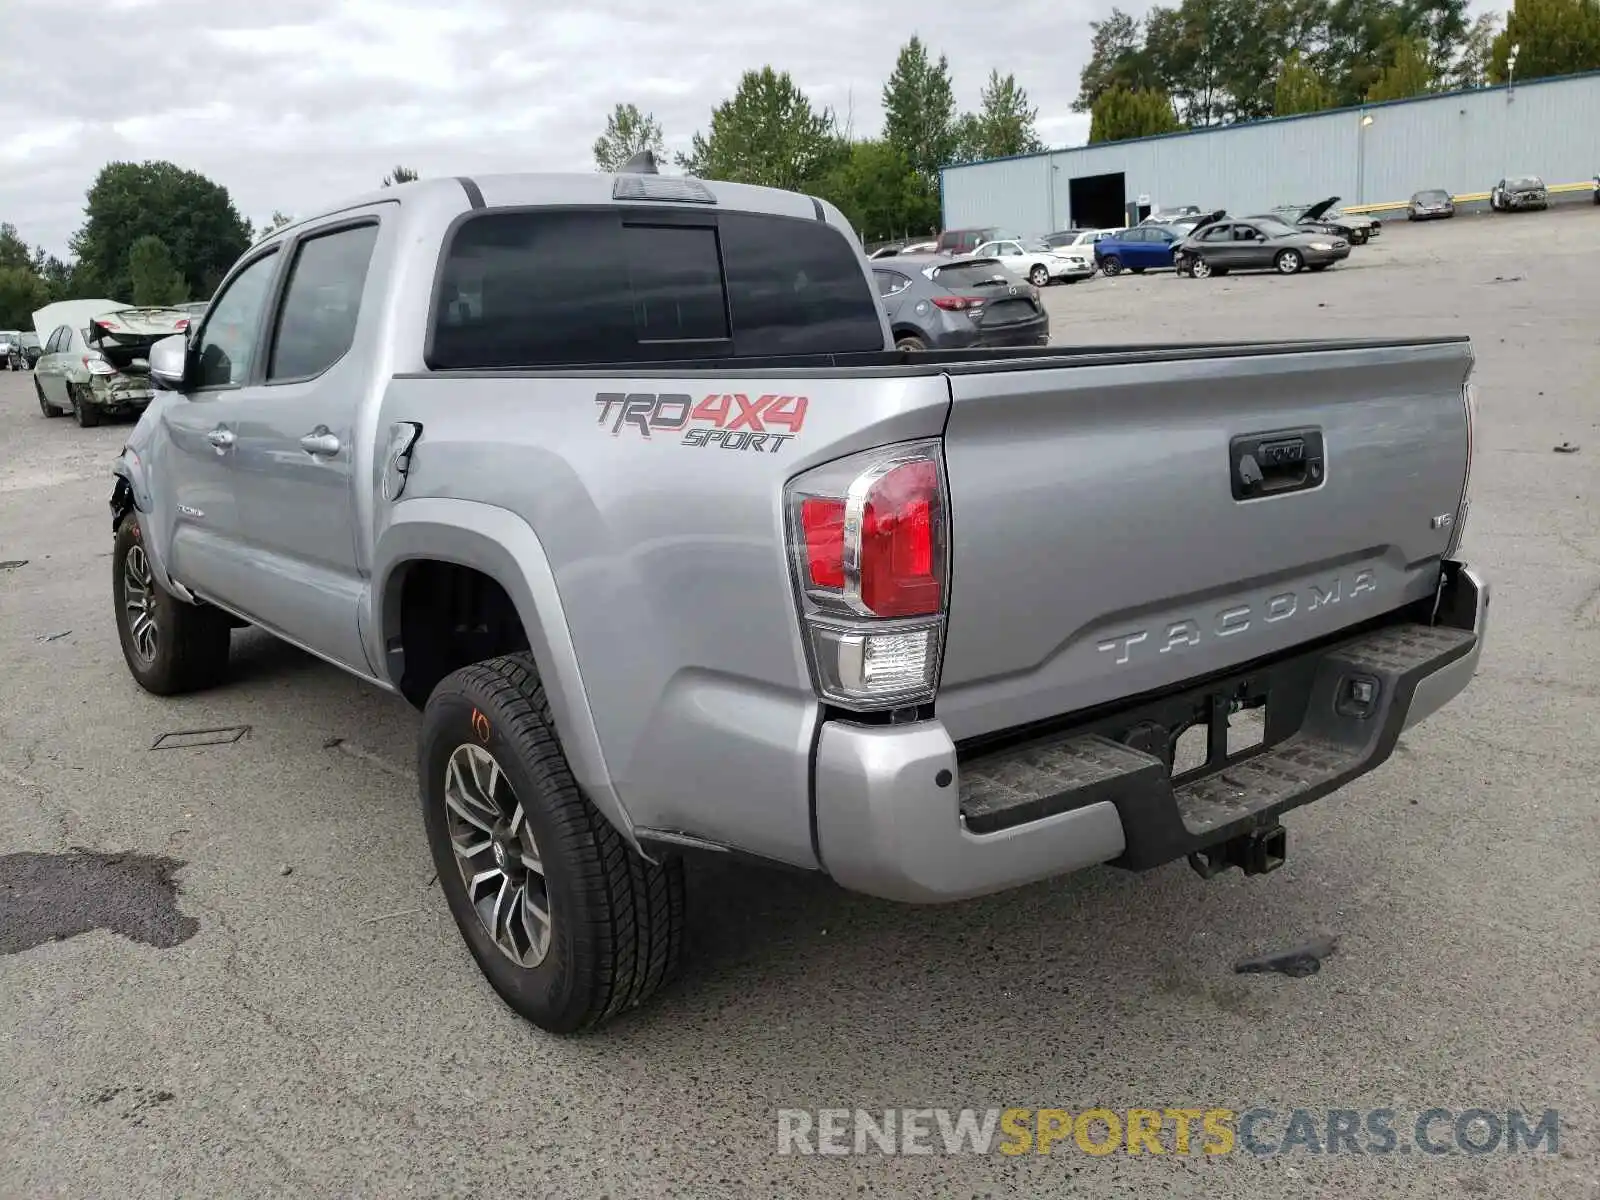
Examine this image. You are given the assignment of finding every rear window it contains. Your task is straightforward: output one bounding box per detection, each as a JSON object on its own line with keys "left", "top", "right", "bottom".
{"left": 931, "top": 261, "right": 1012, "bottom": 288}
{"left": 428, "top": 208, "right": 883, "bottom": 369}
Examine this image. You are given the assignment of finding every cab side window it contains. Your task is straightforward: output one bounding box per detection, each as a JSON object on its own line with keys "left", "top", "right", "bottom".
{"left": 267, "top": 223, "right": 380, "bottom": 381}
{"left": 194, "top": 250, "right": 279, "bottom": 388}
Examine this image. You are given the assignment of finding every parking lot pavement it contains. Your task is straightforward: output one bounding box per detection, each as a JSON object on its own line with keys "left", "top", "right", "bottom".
{"left": 2, "top": 207, "right": 1597, "bottom": 1199}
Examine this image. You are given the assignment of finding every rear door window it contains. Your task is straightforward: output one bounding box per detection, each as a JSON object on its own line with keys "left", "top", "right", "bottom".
{"left": 267, "top": 222, "right": 380, "bottom": 381}
{"left": 429, "top": 208, "right": 882, "bottom": 369}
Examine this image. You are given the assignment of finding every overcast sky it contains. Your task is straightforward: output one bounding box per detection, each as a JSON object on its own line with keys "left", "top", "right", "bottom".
{"left": 5, "top": 0, "right": 1502, "bottom": 260}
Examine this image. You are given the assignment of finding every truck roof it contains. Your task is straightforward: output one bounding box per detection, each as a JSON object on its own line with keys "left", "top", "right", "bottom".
{"left": 256, "top": 173, "right": 833, "bottom": 249}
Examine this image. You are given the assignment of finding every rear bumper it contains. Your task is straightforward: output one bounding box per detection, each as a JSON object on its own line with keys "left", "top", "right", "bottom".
{"left": 814, "top": 562, "right": 1486, "bottom": 903}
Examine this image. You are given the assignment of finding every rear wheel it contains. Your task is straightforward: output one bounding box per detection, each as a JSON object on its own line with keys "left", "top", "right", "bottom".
{"left": 70, "top": 384, "right": 101, "bottom": 428}
{"left": 1275, "top": 249, "right": 1303, "bottom": 275}
{"left": 895, "top": 335, "right": 927, "bottom": 352}
{"left": 1028, "top": 265, "right": 1049, "bottom": 287}
{"left": 1100, "top": 255, "right": 1122, "bottom": 276}
{"left": 1190, "top": 257, "right": 1213, "bottom": 279}
{"left": 35, "top": 378, "right": 60, "bottom": 418}
{"left": 112, "top": 512, "right": 232, "bottom": 694}
{"left": 421, "top": 654, "right": 686, "bottom": 1033}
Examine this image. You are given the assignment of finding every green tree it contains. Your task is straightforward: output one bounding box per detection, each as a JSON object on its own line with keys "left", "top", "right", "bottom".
{"left": 1275, "top": 50, "right": 1337, "bottom": 112}
{"left": 1075, "top": 9, "right": 1153, "bottom": 111}
{"left": 128, "top": 235, "right": 189, "bottom": 306}
{"left": 593, "top": 103, "right": 666, "bottom": 170}
{"left": 382, "top": 165, "right": 419, "bottom": 187}
{"left": 1400, "top": 0, "right": 1473, "bottom": 78}
{"left": 959, "top": 70, "right": 1044, "bottom": 161}
{"left": 0, "top": 223, "right": 32, "bottom": 272}
{"left": 813, "top": 140, "right": 936, "bottom": 241}
{"left": 676, "top": 68, "right": 838, "bottom": 190}
{"left": 1488, "top": 0, "right": 1600, "bottom": 82}
{"left": 881, "top": 37, "right": 958, "bottom": 182}
{"left": 70, "top": 161, "right": 251, "bottom": 300}
{"left": 0, "top": 266, "right": 51, "bottom": 330}
{"left": 257, "top": 210, "right": 293, "bottom": 240}
{"left": 1089, "top": 87, "right": 1182, "bottom": 142}
{"left": 1452, "top": 11, "right": 1502, "bottom": 86}
{"left": 1367, "top": 36, "right": 1436, "bottom": 99}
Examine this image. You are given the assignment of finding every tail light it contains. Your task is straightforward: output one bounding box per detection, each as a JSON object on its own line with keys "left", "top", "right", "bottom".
{"left": 82, "top": 354, "right": 115, "bottom": 376}
{"left": 1445, "top": 380, "right": 1475, "bottom": 558}
{"left": 931, "top": 296, "right": 982, "bottom": 312}
{"left": 175, "top": 319, "right": 189, "bottom": 332}
{"left": 786, "top": 440, "right": 949, "bottom": 709}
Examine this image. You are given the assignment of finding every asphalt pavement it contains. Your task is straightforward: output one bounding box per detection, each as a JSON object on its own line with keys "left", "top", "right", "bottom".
{"left": 1, "top": 207, "right": 1597, "bottom": 1198}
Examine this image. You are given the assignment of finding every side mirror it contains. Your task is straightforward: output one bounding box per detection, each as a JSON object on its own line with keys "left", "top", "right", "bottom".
{"left": 148, "top": 334, "right": 189, "bottom": 391}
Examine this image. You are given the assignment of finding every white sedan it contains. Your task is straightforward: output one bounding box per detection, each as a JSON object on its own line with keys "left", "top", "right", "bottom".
{"left": 973, "top": 238, "right": 1096, "bottom": 286}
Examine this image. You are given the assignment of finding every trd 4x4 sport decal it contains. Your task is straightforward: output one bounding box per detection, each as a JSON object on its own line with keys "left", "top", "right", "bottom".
{"left": 595, "top": 392, "right": 808, "bottom": 453}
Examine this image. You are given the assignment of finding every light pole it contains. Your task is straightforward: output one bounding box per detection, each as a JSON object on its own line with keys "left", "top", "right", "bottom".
{"left": 1356, "top": 113, "right": 1374, "bottom": 204}
{"left": 1507, "top": 44, "right": 1520, "bottom": 99}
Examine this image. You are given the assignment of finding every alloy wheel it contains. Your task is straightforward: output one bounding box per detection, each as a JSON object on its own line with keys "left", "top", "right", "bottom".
{"left": 1191, "top": 257, "right": 1212, "bottom": 279}
{"left": 123, "top": 544, "right": 159, "bottom": 663}
{"left": 443, "top": 743, "right": 552, "bottom": 967}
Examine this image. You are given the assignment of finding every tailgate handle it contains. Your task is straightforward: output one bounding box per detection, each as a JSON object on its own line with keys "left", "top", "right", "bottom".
{"left": 1231, "top": 429, "right": 1325, "bottom": 501}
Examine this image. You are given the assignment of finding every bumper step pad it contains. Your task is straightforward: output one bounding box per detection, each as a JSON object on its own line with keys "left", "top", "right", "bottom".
{"left": 956, "top": 619, "right": 1478, "bottom": 866}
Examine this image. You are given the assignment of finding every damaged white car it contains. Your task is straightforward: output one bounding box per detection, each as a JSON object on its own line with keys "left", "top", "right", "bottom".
{"left": 32, "top": 300, "right": 193, "bottom": 426}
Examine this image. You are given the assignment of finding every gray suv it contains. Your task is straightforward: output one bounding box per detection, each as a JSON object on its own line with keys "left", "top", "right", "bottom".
{"left": 873, "top": 255, "right": 1049, "bottom": 350}
{"left": 110, "top": 169, "right": 1484, "bottom": 1033}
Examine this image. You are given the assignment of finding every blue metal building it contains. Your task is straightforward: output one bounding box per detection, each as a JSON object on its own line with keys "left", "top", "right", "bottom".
{"left": 940, "top": 70, "right": 1600, "bottom": 233}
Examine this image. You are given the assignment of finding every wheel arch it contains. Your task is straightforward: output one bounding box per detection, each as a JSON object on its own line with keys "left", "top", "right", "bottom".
{"left": 372, "top": 498, "right": 637, "bottom": 848}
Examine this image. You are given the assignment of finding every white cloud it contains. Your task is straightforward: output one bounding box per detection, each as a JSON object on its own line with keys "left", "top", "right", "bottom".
{"left": 2, "top": 0, "right": 1516, "bottom": 272}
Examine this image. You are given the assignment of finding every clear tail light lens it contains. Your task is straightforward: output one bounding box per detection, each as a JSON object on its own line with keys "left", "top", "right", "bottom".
{"left": 786, "top": 440, "right": 949, "bottom": 709}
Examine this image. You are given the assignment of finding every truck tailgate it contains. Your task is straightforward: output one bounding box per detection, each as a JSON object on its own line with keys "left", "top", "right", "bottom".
{"left": 936, "top": 339, "right": 1473, "bottom": 742}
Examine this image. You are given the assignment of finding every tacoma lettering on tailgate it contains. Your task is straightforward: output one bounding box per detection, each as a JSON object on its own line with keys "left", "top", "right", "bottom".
{"left": 1096, "top": 570, "right": 1378, "bottom": 666}
{"left": 595, "top": 391, "right": 808, "bottom": 453}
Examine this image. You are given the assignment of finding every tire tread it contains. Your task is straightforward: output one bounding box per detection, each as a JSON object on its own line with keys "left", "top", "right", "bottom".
{"left": 439, "top": 653, "right": 684, "bottom": 1030}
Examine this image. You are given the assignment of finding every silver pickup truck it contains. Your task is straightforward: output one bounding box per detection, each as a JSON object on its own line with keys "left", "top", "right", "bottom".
{"left": 110, "top": 165, "right": 1486, "bottom": 1033}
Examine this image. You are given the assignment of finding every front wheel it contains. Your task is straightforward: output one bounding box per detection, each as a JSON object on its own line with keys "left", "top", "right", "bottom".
{"left": 421, "top": 655, "right": 686, "bottom": 1033}
{"left": 1275, "top": 249, "right": 1303, "bottom": 275}
{"left": 1028, "top": 265, "right": 1049, "bottom": 287}
{"left": 1190, "top": 257, "right": 1213, "bottom": 279}
{"left": 1100, "top": 255, "right": 1122, "bottom": 276}
{"left": 112, "top": 512, "right": 232, "bottom": 694}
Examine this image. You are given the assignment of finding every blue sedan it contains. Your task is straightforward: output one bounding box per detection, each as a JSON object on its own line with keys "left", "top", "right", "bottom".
{"left": 1093, "top": 225, "right": 1182, "bottom": 275}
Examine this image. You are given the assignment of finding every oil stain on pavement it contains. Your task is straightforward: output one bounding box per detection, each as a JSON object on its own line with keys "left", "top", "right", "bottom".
{"left": 0, "top": 849, "right": 198, "bottom": 955}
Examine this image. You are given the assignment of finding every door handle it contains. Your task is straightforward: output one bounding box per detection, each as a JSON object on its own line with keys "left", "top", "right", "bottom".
{"left": 206, "top": 427, "right": 235, "bottom": 450}
{"left": 300, "top": 428, "right": 341, "bottom": 457}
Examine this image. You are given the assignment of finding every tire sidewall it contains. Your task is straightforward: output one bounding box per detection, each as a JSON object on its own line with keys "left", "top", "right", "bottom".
{"left": 1277, "top": 250, "right": 1302, "bottom": 274}
{"left": 420, "top": 680, "right": 592, "bottom": 1032}
{"left": 1192, "top": 257, "right": 1212, "bottom": 279}
{"left": 1029, "top": 265, "right": 1048, "bottom": 287}
{"left": 112, "top": 514, "right": 169, "bottom": 687}
{"left": 1102, "top": 256, "right": 1121, "bottom": 275}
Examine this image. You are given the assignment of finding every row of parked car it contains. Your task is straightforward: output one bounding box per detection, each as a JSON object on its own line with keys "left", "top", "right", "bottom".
{"left": 10, "top": 300, "right": 208, "bottom": 426}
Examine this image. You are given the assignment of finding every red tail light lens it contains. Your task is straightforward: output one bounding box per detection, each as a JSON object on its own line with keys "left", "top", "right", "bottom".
{"left": 786, "top": 440, "right": 949, "bottom": 708}
{"left": 801, "top": 497, "right": 846, "bottom": 589}
{"left": 931, "top": 295, "right": 981, "bottom": 312}
{"left": 175, "top": 318, "right": 189, "bottom": 332}
{"left": 789, "top": 445, "right": 947, "bottom": 620}
{"left": 860, "top": 460, "right": 940, "bottom": 616}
